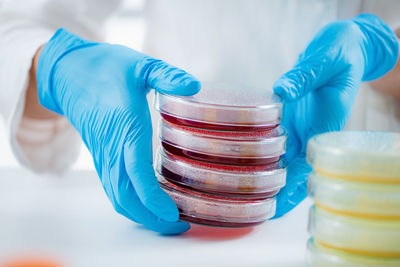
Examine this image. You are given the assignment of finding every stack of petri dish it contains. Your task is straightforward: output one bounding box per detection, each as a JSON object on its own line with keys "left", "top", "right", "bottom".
{"left": 306, "top": 131, "right": 400, "bottom": 266}
{"left": 154, "top": 84, "right": 287, "bottom": 227}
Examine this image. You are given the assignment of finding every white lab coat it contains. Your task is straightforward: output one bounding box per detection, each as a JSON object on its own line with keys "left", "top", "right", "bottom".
{"left": 0, "top": 0, "right": 399, "bottom": 173}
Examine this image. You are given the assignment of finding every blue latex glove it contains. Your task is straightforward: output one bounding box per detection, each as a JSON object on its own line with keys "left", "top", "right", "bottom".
{"left": 37, "top": 29, "right": 201, "bottom": 234}
{"left": 273, "top": 14, "right": 399, "bottom": 217}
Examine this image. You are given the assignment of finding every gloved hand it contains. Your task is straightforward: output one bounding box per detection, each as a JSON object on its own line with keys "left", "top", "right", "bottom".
{"left": 36, "top": 29, "right": 201, "bottom": 234}
{"left": 273, "top": 14, "right": 399, "bottom": 217}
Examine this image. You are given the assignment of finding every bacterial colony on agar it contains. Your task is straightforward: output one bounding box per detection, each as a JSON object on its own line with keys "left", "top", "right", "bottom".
{"left": 154, "top": 84, "right": 285, "bottom": 227}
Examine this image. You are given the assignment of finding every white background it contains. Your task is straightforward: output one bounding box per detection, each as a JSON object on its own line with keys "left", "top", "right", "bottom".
{"left": 0, "top": 0, "right": 147, "bottom": 171}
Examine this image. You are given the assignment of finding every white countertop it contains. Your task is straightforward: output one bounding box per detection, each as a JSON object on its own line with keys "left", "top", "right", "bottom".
{"left": 0, "top": 168, "right": 310, "bottom": 267}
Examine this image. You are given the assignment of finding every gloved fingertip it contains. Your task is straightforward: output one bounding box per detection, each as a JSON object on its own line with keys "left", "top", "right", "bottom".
{"left": 159, "top": 207, "right": 180, "bottom": 222}
{"left": 145, "top": 58, "right": 201, "bottom": 96}
{"left": 159, "top": 221, "right": 191, "bottom": 235}
{"left": 273, "top": 85, "right": 287, "bottom": 98}
{"left": 144, "top": 188, "right": 180, "bottom": 222}
{"left": 185, "top": 78, "right": 202, "bottom": 95}
{"left": 273, "top": 80, "right": 297, "bottom": 102}
{"left": 145, "top": 218, "right": 190, "bottom": 235}
{"left": 171, "top": 77, "right": 201, "bottom": 96}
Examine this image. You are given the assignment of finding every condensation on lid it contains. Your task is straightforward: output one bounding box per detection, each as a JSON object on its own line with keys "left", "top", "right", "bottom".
{"left": 307, "top": 131, "right": 400, "bottom": 182}
{"left": 158, "top": 175, "right": 276, "bottom": 226}
{"left": 155, "top": 83, "right": 282, "bottom": 130}
{"left": 164, "top": 83, "right": 282, "bottom": 107}
{"left": 159, "top": 120, "right": 286, "bottom": 165}
{"left": 156, "top": 148, "right": 286, "bottom": 198}
{"left": 161, "top": 119, "right": 286, "bottom": 141}
{"left": 158, "top": 147, "right": 287, "bottom": 174}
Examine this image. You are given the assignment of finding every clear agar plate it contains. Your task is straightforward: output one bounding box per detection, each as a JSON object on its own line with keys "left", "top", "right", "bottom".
{"left": 309, "top": 173, "right": 400, "bottom": 219}
{"left": 159, "top": 120, "right": 287, "bottom": 166}
{"left": 156, "top": 148, "right": 286, "bottom": 198}
{"left": 307, "top": 131, "right": 400, "bottom": 183}
{"left": 158, "top": 175, "right": 276, "bottom": 228}
{"left": 309, "top": 206, "right": 400, "bottom": 257}
{"left": 307, "top": 238, "right": 400, "bottom": 267}
{"left": 155, "top": 83, "right": 282, "bottom": 131}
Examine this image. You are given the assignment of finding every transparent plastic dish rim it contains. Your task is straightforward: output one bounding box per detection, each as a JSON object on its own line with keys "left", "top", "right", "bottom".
{"left": 307, "top": 131, "right": 400, "bottom": 160}
{"left": 157, "top": 175, "right": 277, "bottom": 205}
{"left": 156, "top": 148, "right": 287, "bottom": 178}
{"left": 309, "top": 173, "right": 400, "bottom": 218}
{"left": 309, "top": 172, "right": 400, "bottom": 190}
{"left": 310, "top": 205, "right": 400, "bottom": 227}
{"left": 156, "top": 91, "right": 283, "bottom": 111}
{"left": 160, "top": 120, "right": 288, "bottom": 144}
{"left": 307, "top": 238, "right": 400, "bottom": 265}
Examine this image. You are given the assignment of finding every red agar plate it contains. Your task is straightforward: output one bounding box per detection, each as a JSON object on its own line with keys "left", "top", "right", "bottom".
{"left": 155, "top": 83, "right": 282, "bottom": 131}
{"left": 159, "top": 120, "right": 286, "bottom": 165}
{"left": 156, "top": 148, "right": 286, "bottom": 198}
{"left": 158, "top": 175, "right": 276, "bottom": 228}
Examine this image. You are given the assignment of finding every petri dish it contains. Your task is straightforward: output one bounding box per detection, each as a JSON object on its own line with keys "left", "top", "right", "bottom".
{"left": 309, "top": 206, "right": 400, "bottom": 257}
{"left": 155, "top": 148, "right": 286, "bottom": 198}
{"left": 155, "top": 83, "right": 282, "bottom": 131}
{"left": 307, "top": 131, "right": 400, "bottom": 183}
{"left": 159, "top": 120, "right": 286, "bottom": 166}
{"left": 307, "top": 238, "right": 400, "bottom": 267}
{"left": 308, "top": 173, "right": 400, "bottom": 219}
{"left": 158, "top": 175, "right": 276, "bottom": 227}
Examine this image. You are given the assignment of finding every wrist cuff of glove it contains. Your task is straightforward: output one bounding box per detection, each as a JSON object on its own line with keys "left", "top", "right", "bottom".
{"left": 352, "top": 14, "right": 399, "bottom": 81}
{"left": 36, "top": 28, "right": 96, "bottom": 115}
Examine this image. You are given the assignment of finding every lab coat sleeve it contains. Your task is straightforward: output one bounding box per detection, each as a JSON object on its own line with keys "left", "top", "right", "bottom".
{"left": 0, "top": 0, "right": 121, "bottom": 173}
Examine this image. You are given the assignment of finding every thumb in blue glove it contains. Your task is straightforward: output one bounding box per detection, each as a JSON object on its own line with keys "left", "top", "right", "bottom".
{"left": 273, "top": 14, "right": 399, "bottom": 217}
{"left": 37, "top": 29, "right": 201, "bottom": 234}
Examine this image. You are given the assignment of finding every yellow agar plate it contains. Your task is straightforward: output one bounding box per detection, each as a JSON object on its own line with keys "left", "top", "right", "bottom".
{"left": 309, "top": 173, "right": 400, "bottom": 219}
{"left": 309, "top": 206, "right": 400, "bottom": 257}
{"left": 308, "top": 238, "right": 400, "bottom": 267}
{"left": 307, "top": 131, "right": 400, "bottom": 183}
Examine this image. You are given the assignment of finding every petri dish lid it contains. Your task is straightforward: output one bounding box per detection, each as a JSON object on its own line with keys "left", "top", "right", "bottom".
{"left": 309, "top": 206, "right": 400, "bottom": 257}
{"left": 158, "top": 146, "right": 287, "bottom": 175}
{"left": 307, "top": 131, "right": 400, "bottom": 183}
{"left": 155, "top": 83, "right": 282, "bottom": 130}
{"left": 309, "top": 173, "right": 400, "bottom": 219}
{"left": 160, "top": 119, "right": 286, "bottom": 141}
{"left": 158, "top": 175, "right": 276, "bottom": 225}
{"left": 307, "top": 238, "right": 400, "bottom": 267}
{"left": 159, "top": 119, "right": 287, "bottom": 158}
{"left": 156, "top": 147, "right": 286, "bottom": 197}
